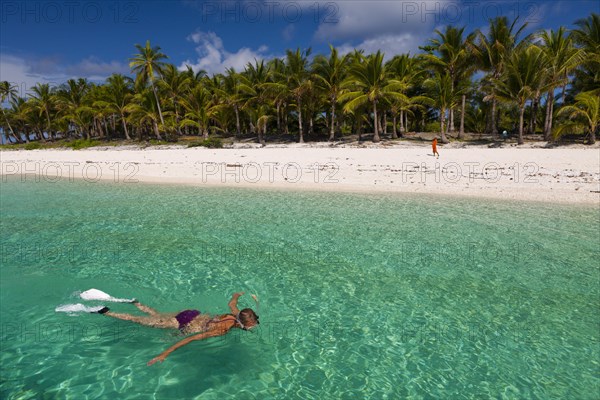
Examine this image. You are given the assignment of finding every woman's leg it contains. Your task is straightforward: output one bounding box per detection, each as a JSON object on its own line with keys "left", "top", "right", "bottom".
{"left": 104, "top": 311, "right": 179, "bottom": 329}
{"left": 133, "top": 301, "right": 159, "bottom": 315}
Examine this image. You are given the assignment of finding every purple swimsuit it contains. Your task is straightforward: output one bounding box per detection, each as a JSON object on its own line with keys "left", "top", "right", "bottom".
{"left": 175, "top": 309, "right": 200, "bottom": 330}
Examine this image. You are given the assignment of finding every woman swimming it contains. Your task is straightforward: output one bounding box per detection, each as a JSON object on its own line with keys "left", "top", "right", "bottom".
{"left": 95, "top": 292, "right": 259, "bottom": 365}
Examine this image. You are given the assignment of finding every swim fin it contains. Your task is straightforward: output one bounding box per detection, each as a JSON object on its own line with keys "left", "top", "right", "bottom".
{"left": 55, "top": 303, "right": 108, "bottom": 313}
{"left": 79, "top": 288, "right": 135, "bottom": 303}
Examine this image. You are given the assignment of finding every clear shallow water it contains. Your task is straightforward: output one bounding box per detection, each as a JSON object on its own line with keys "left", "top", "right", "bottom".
{"left": 0, "top": 177, "right": 598, "bottom": 399}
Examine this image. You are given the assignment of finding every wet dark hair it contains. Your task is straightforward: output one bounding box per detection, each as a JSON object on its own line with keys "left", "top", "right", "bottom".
{"left": 238, "top": 308, "right": 259, "bottom": 328}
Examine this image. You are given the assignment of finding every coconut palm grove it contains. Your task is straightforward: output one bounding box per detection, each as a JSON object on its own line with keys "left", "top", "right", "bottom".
{"left": 1, "top": 14, "right": 598, "bottom": 147}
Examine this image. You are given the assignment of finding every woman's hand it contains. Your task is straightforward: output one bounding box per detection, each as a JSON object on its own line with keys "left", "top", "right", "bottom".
{"left": 233, "top": 291, "right": 245, "bottom": 298}
{"left": 147, "top": 354, "right": 166, "bottom": 366}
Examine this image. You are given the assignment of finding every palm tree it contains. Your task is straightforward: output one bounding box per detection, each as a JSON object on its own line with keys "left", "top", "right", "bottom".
{"left": 183, "top": 65, "right": 208, "bottom": 84}
{"left": 538, "top": 28, "right": 583, "bottom": 140}
{"left": 493, "top": 45, "right": 550, "bottom": 144}
{"left": 158, "top": 64, "right": 190, "bottom": 136}
{"left": 264, "top": 58, "right": 290, "bottom": 135}
{"left": 8, "top": 97, "right": 31, "bottom": 143}
{"left": 240, "top": 60, "right": 271, "bottom": 145}
{"left": 29, "top": 83, "right": 57, "bottom": 141}
{"left": 0, "top": 81, "right": 19, "bottom": 142}
{"left": 222, "top": 68, "right": 244, "bottom": 136}
{"left": 94, "top": 74, "right": 134, "bottom": 140}
{"left": 180, "top": 84, "right": 213, "bottom": 139}
{"left": 313, "top": 45, "right": 348, "bottom": 141}
{"left": 571, "top": 13, "right": 600, "bottom": 95}
{"left": 55, "top": 78, "right": 90, "bottom": 139}
{"left": 555, "top": 91, "right": 599, "bottom": 144}
{"left": 473, "top": 17, "right": 529, "bottom": 137}
{"left": 422, "top": 25, "right": 475, "bottom": 137}
{"left": 129, "top": 41, "right": 168, "bottom": 127}
{"left": 340, "top": 51, "right": 408, "bottom": 143}
{"left": 386, "top": 54, "right": 430, "bottom": 138}
{"left": 125, "top": 88, "right": 166, "bottom": 140}
{"left": 285, "top": 48, "right": 312, "bottom": 143}
{"left": 424, "top": 72, "right": 458, "bottom": 143}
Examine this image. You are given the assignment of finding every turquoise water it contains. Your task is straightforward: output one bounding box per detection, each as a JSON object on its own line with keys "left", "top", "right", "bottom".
{"left": 1, "top": 177, "right": 598, "bottom": 399}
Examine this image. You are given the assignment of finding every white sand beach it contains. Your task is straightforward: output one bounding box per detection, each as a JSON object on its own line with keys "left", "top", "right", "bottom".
{"left": 1, "top": 143, "right": 599, "bottom": 204}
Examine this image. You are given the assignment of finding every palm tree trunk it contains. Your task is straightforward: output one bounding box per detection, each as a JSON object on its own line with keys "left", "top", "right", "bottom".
{"left": 459, "top": 95, "right": 466, "bottom": 139}
{"left": 518, "top": 105, "right": 525, "bottom": 145}
{"left": 257, "top": 124, "right": 264, "bottom": 145}
{"left": 44, "top": 109, "right": 53, "bottom": 141}
{"left": 234, "top": 104, "right": 241, "bottom": 136}
{"left": 297, "top": 97, "right": 304, "bottom": 143}
{"left": 528, "top": 98, "right": 536, "bottom": 135}
{"left": 97, "top": 118, "right": 105, "bottom": 138}
{"left": 383, "top": 113, "right": 387, "bottom": 135}
{"left": 449, "top": 77, "right": 455, "bottom": 134}
{"left": 151, "top": 81, "right": 165, "bottom": 125}
{"left": 532, "top": 95, "right": 540, "bottom": 135}
{"left": 399, "top": 110, "right": 405, "bottom": 134}
{"left": 544, "top": 91, "right": 555, "bottom": 141}
{"left": 590, "top": 126, "right": 597, "bottom": 145}
{"left": 309, "top": 116, "right": 314, "bottom": 136}
{"left": 543, "top": 93, "right": 550, "bottom": 140}
{"left": 276, "top": 103, "right": 281, "bottom": 134}
{"left": 440, "top": 108, "right": 449, "bottom": 143}
{"left": 153, "top": 120, "right": 163, "bottom": 141}
{"left": 175, "top": 108, "right": 182, "bottom": 136}
{"left": 490, "top": 98, "right": 498, "bottom": 138}
{"left": 121, "top": 114, "right": 131, "bottom": 140}
{"left": 392, "top": 115, "right": 398, "bottom": 139}
{"left": 329, "top": 97, "right": 336, "bottom": 141}
{"left": 372, "top": 101, "right": 380, "bottom": 143}
{"left": 8, "top": 130, "right": 22, "bottom": 144}
{"left": 1, "top": 109, "right": 16, "bottom": 140}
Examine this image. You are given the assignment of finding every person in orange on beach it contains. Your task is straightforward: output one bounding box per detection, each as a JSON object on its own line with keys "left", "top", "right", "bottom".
{"left": 432, "top": 137, "right": 440, "bottom": 158}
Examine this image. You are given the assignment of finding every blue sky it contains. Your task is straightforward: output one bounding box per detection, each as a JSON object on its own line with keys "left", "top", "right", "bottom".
{"left": 1, "top": 0, "right": 598, "bottom": 96}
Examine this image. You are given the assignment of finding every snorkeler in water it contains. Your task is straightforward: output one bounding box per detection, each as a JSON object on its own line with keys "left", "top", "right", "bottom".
{"left": 93, "top": 292, "right": 259, "bottom": 365}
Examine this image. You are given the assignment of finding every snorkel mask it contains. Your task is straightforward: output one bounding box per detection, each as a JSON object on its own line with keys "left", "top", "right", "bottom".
{"left": 236, "top": 294, "right": 260, "bottom": 330}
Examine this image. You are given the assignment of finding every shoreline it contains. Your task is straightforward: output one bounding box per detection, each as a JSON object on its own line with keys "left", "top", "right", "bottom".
{"left": 1, "top": 146, "right": 599, "bottom": 205}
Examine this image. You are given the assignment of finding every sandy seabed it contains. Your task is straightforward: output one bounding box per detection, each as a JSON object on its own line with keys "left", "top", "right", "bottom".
{"left": 1, "top": 142, "right": 599, "bottom": 205}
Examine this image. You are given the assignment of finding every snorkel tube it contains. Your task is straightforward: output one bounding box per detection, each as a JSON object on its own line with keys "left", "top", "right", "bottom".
{"left": 235, "top": 293, "right": 260, "bottom": 330}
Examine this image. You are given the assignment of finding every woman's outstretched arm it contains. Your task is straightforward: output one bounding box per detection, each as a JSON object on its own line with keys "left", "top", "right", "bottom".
{"left": 147, "top": 330, "right": 222, "bottom": 366}
{"left": 228, "top": 292, "right": 244, "bottom": 315}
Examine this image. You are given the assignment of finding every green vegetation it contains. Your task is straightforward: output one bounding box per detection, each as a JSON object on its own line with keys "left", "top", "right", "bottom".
{"left": 187, "top": 137, "right": 223, "bottom": 148}
{"left": 1, "top": 13, "right": 598, "bottom": 146}
{"left": 64, "top": 139, "right": 102, "bottom": 150}
{"left": 24, "top": 142, "right": 42, "bottom": 150}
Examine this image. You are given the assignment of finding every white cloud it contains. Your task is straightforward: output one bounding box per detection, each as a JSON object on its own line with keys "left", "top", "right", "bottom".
{"left": 337, "top": 33, "right": 428, "bottom": 59}
{"left": 0, "top": 54, "right": 59, "bottom": 97}
{"left": 313, "top": 0, "right": 452, "bottom": 42}
{"left": 179, "top": 31, "right": 273, "bottom": 75}
{"left": 282, "top": 24, "right": 295, "bottom": 41}
{"left": 65, "top": 57, "right": 129, "bottom": 78}
{"left": 0, "top": 53, "right": 128, "bottom": 97}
